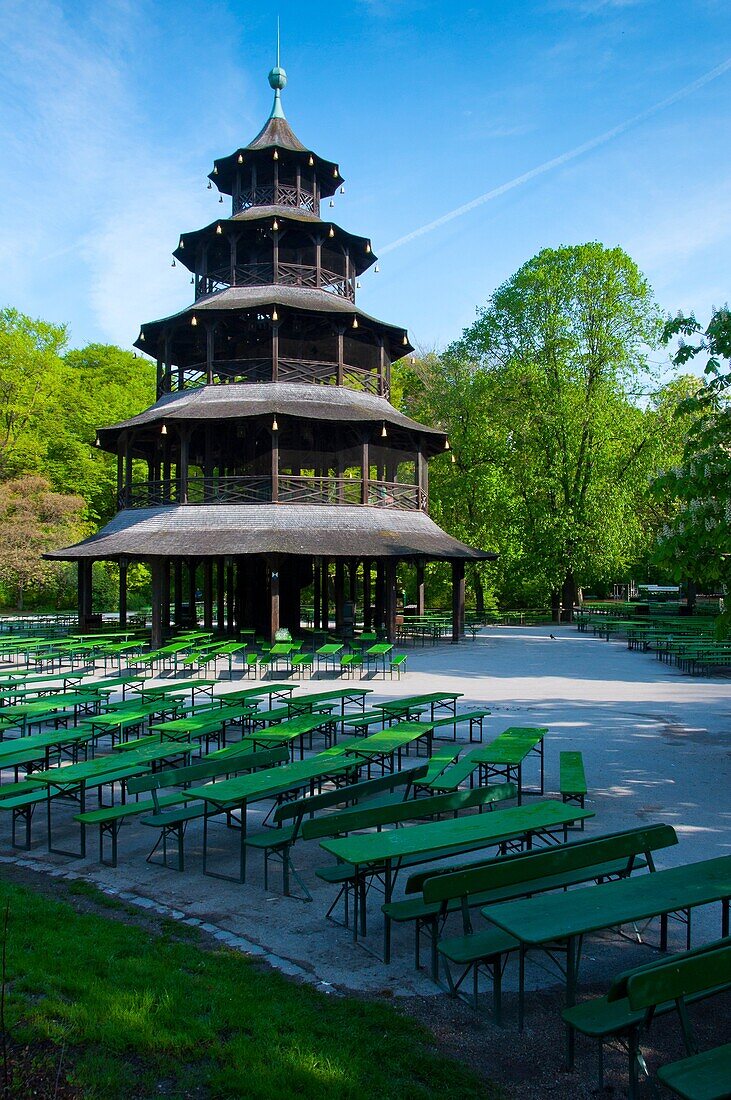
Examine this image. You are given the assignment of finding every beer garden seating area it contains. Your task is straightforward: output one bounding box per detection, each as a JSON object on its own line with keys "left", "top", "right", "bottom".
{"left": 0, "top": 614, "right": 729, "bottom": 1098}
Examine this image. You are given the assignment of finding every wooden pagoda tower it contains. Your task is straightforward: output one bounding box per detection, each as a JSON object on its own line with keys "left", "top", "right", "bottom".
{"left": 50, "top": 62, "right": 493, "bottom": 645}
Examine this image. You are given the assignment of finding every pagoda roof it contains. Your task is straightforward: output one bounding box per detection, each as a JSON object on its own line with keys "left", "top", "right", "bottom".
{"left": 136, "top": 286, "right": 412, "bottom": 357}
{"left": 173, "top": 215, "right": 375, "bottom": 275}
{"left": 46, "top": 504, "right": 495, "bottom": 562}
{"left": 246, "top": 114, "right": 308, "bottom": 153}
{"left": 96, "top": 383, "right": 445, "bottom": 449}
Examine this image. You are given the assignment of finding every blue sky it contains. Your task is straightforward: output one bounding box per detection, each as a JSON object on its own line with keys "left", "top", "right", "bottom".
{"left": 1, "top": 0, "right": 730, "bottom": 364}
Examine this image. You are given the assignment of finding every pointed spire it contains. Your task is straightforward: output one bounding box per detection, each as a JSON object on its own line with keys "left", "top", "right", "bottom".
{"left": 268, "top": 19, "right": 287, "bottom": 120}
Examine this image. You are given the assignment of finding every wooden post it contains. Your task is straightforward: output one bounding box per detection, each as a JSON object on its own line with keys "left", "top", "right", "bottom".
{"left": 321, "top": 558, "right": 330, "bottom": 632}
{"left": 268, "top": 559, "right": 280, "bottom": 642}
{"left": 217, "top": 558, "right": 226, "bottom": 632}
{"left": 205, "top": 324, "right": 214, "bottom": 385}
{"left": 187, "top": 559, "right": 197, "bottom": 624}
{"left": 179, "top": 429, "right": 189, "bottom": 504}
{"left": 150, "top": 559, "right": 165, "bottom": 649}
{"left": 203, "top": 560, "right": 214, "bottom": 630}
{"left": 77, "top": 560, "right": 92, "bottom": 631}
{"left": 335, "top": 560, "right": 345, "bottom": 633}
{"left": 313, "top": 559, "right": 321, "bottom": 633}
{"left": 117, "top": 440, "right": 124, "bottom": 508}
{"left": 271, "top": 320, "right": 279, "bottom": 381}
{"left": 375, "top": 561, "right": 385, "bottom": 633}
{"left": 226, "top": 560, "right": 235, "bottom": 632}
{"left": 384, "top": 559, "right": 397, "bottom": 643}
{"left": 118, "top": 559, "right": 128, "bottom": 627}
{"left": 416, "top": 560, "right": 425, "bottom": 616}
{"left": 337, "top": 327, "right": 344, "bottom": 387}
{"left": 173, "top": 562, "right": 183, "bottom": 626}
{"left": 162, "top": 561, "right": 171, "bottom": 637}
{"left": 362, "top": 438, "right": 369, "bottom": 505}
{"left": 451, "top": 560, "right": 465, "bottom": 644}
{"left": 271, "top": 427, "right": 279, "bottom": 502}
{"left": 363, "top": 559, "right": 372, "bottom": 630}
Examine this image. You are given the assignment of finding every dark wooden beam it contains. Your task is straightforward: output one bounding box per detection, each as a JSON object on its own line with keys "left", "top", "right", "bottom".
{"left": 451, "top": 560, "right": 465, "bottom": 644}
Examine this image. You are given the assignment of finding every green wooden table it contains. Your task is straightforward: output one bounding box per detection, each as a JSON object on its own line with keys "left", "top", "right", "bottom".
{"left": 218, "top": 684, "right": 296, "bottom": 709}
{"left": 185, "top": 754, "right": 361, "bottom": 883}
{"left": 0, "top": 691, "right": 102, "bottom": 736}
{"left": 131, "top": 678, "right": 217, "bottom": 706}
{"left": 315, "top": 643, "right": 344, "bottom": 672}
{"left": 0, "top": 726, "right": 95, "bottom": 773}
{"left": 244, "top": 713, "right": 336, "bottom": 759}
{"left": 285, "top": 688, "right": 372, "bottom": 717}
{"left": 342, "top": 723, "right": 434, "bottom": 775}
{"left": 363, "top": 643, "right": 393, "bottom": 676}
{"left": 27, "top": 741, "right": 196, "bottom": 857}
{"left": 148, "top": 702, "right": 255, "bottom": 745}
{"left": 484, "top": 854, "right": 731, "bottom": 1032}
{"left": 320, "top": 799, "right": 594, "bottom": 959}
{"left": 473, "top": 726, "right": 547, "bottom": 804}
{"left": 375, "top": 692, "right": 464, "bottom": 722}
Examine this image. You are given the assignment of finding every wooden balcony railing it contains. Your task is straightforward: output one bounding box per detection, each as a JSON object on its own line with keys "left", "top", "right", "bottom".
{"left": 120, "top": 476, "right": 425, "bottom": 511}
{"left": 195, "top": 262, "right": 354, "bottom": 301}
{"left": 163, "top": 357, "right": 385, "bottom": 397}
{"left": 234, "top": 185, "right": 317, "bottom": 215}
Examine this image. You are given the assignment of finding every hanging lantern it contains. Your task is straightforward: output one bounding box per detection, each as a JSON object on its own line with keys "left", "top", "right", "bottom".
{"left": 190, "top": 276, "right": 194, "bottom": 284}
{"left": 237, "top": 153, "right": 244, "bottom": 164}
{"left": 339, "top": 185, "right": 345, "bottom": 195}
{"left": 328, "top": 226, "right": 335, "bottom": 238}
{"left": 273, "top": 149, "right": 279, "bottom": 160}
{"left": 352, "top": 316, "right": 358, "bottom": 329}
{"left": 356, "top": 280, "right": 362, "bottom": 289}
{"left": 329, "top": 199, "right": 335, "bottom": 208}
{"left": 161, "top": 424, "right": 167, "bottom": 435}
{"left": 273, "top": 219, "right": 279, "bottom": 230}
{"left": 365, "top": 242, "right": 371, "bottom": 253}
{"left": 212, "top": 165, "right": 218, "bottom": 174}
{"left": 216, "top": 224, "right": 223, "bottom": 234}
{"left": 218, "top": 195, "right": 223, "bottom": 203}
{"left": 272, "top": 308, "right": 278, "bottom": 321}
{"left": 374, "top": 264, "right": 380, "bottom": 273}
{"left": 381, "top": 423, "right": 387, "bottom": 438}
{"left": 207, "top": 181, "right": 212, "bottom": 189}
{"left": 403, "top": 333, "right": 408, "bottom": 345}
{"left": 444, "top": 438, "right": 450, "bottom": 450}
{"left": 333, "top": 166, "right": 338, "bottom": 177}
{"left": 272, "top": 415, "right": 279, "bottom": 431}
{"left": 191, "top": 316, "right": 198, "bottom": 327}
{"left": 178, "top": 238, "right": 184, "bottom": 249}
{"left": 308, "top": 154, "right": 314, "bottom": 166}
{"left": 138, "top": 330, "right": 145, "bottom": 342}
{"left": 94, "top": 435, "right": 101, "bottom": 447}
{"left": 451, "top": 453, "right": 456, "bottom": 464}
{"left": 171, "top": 259, "right": 176, "bottom": 267}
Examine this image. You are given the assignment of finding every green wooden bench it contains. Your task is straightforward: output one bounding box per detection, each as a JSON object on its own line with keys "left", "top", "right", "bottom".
{"left": 291, "top": 652, "right": 314, "bottom": 677}
{"left": 0, "top": 782, "right": 57, "bottom": 849}
{"left": 135, "top": 745, "right": 289, "bottom": 871}
{"left": 424, "top": 747, "right": 484, "bottom": 792}
{"left": 563, "top": 937, "right": 731, "bottom": 1096}
{"left": 389, "top": 654, "right": 408, "bottom": 679}
{"left": 429, "top": 709, "right": 490, "bottom": 744}
{"left": 244, "top": 763, "right": 429, "bottom": 898}
{"left": 560, "top": 750, "right": 587, "bottom": 825}
{"left": 414, "top": 746, "right": 463, "bottom": 790}
{"left": 658, "top": 1043, "right": 731, "bottom": 1100}
{"left": 341, "top": 710, "right": 388, "bottom": 734}
{"left": 244, "top": 713, "right": 337, "bottom": 759}
{"left": 421, "top": 824, "right": 678, "bottom": 1021}
{"left": 340, "top": 653, "right": 364, "bottom": 678}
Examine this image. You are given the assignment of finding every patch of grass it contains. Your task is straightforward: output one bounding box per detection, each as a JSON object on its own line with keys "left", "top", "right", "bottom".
{"left": 0, "top": 880, "right": 499, "bottom": 1099}
{"left": 66, "top": 880, "right": 124, "bottom": 911}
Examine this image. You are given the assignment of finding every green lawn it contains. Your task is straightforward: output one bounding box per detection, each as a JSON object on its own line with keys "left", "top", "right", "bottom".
{"left": 0, "top": 877, "right": 497, "bottom": 1099}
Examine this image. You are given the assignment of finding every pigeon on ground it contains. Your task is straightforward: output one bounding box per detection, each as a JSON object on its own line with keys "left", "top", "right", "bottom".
{"left": 549, "top": 634, "right": 556, "bottom": 640}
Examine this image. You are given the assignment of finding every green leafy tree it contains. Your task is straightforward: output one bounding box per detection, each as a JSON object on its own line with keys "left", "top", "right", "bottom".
{"left": 653, "top": 309, "right": 731, "bottom": 615}
{"left": 0, "top": 476, "right": 87, "bottom": 609}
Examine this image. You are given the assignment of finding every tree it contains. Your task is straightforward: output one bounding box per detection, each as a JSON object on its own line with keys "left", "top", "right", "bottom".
{"left": 0, "top": 308, "right": 68, "bottom": 480}
{"left": 652, "top": 309, "right": 731, "bottom": 616}
{"left": 447, "top": 243, "right": 662, "bottom": 617}
{"left": 0, "top": 476, "right": 86, "bottom": 609}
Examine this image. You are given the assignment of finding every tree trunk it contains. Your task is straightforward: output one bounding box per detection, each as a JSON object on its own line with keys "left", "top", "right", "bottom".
{"left": 561, "top": 571, "right": 577, "bottom": 623}
{"left": 551, "top": 589, "right": 561, "bottom": 623}
{"left": 474, "top": 570, "right": 485, "bottom": 617}
{"left": 17, "top": 585, "right": 23, "bottom": 612}
{"left": 686, "top": 579, "right": 697, "bottom": 615}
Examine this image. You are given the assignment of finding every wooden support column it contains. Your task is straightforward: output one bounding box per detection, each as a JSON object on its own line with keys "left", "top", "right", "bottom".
{"left": 416, "top": 447, "right": 427, "bottom": 511}
{"left": 349, "top": 559, "right": 358, "bottom": 602}
{"left": 268, "top": 559, "right": 280, "bottom": 642}
{"left": 77, "top": 560, "right": 92, "bottom": 631}
{"left": 187, "top": 559, "right": 197, "bottom": 624}
{"left": 336, "top": 326, "right": 345, "bottom": 387}
{"left": 173, "top": 562, "right": 183, "bottom": 626}
{"left": 226, "top": 561, "right": 235, "bottom": 632}
{"left": 205, "top": 324, "right": 214, "bottom": 385}
{"left": 416, "top": 559, "right": 425, "bottom": 616}
{"left": 271, "top": 426, "right": 279, "bottom": 502}
{"left": 124, "top": 435, "right": 133, "bottom": 502}
{"left": 451, "top": 560, "right": 465, "bottom": 644}
{"left": 321, "top": 558, "right": 330, "bottom": 632}
{"left": 162, "top": 562, "right": 171, "bottom": 638}
{"left": 384, "top": 559, "right": 398, "bottom": 643}
{"left": 335, "top": 560, "right": 345, "bottom": 633}
{"left": 313, "top": 559, "right": 322, "bottom": 633}
{"left": 118, "top": 559, "right": 128, "bottom": 627}
{"left": 363, "top": 559, "right": 372, "bottom": 630}
{"left": 203, "top": 560, "right": 214, "bottom": 630}
{"left": 374, "top": 561, "right": 385, "bottom": 633}
{"left": 179, "top": 429, "right": 189, "bottom": 504}
{"left": 271, "top": 320, "right": 280, "bottom": 381}
{"left": 116, "top": 440, "right": 124, "bottom": 508}
{"left": 361, "top": 438, "right": 369, "bottom": 505}
{"left": 217, "top": 558, "right": 226, "bottom": 632}
{"left": 156, "top": 357, "right": 163, "bottom": 399}
{"left": 150, "top": 559, "right": 165, "bottom": 649}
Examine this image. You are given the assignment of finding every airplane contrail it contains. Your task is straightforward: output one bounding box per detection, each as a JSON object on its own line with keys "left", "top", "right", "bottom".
{"left": 379, "top": 56, "right": 731, "bottom": 256}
